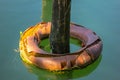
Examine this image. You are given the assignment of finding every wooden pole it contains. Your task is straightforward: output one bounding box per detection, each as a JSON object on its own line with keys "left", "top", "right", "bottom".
{"left": 50, "top": 0, "right": 71, "bottom": 54}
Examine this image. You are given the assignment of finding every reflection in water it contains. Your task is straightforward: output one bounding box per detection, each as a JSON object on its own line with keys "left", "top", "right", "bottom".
{"left": 22, "top": 55, "right": 102, "bottom": 80}
{"left": 41, "top": 0, "right": 52, "bottom": 22}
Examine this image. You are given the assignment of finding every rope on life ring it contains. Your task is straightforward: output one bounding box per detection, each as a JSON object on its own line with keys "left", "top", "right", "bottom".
{"left": 19, "top": 22, "right": 103, "bottom": 71}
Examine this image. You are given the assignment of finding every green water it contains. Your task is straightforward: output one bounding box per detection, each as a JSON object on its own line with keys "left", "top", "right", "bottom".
{"left": 39, "top": 38, "right": 81, "bottom": 53}
{"left": 0, "top": 0, "right": 120, "bottom": 80}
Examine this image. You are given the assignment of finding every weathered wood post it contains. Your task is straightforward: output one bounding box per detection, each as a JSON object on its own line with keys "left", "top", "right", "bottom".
{"left": 50, "top": 0, "right": 71, "bottom": 54}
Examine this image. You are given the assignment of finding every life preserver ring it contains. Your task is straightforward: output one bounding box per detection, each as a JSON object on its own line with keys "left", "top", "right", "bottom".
{"left": 19, "top": 22, "right": 102, "bottom": 71}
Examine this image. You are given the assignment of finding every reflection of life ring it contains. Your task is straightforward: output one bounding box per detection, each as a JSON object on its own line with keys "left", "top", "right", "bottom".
{"left": 19, "top": 22, "right": 102, "bottom": 71}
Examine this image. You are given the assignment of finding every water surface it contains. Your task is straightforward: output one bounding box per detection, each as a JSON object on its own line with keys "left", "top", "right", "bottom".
{"left": 0, "top": 0, "right": 120, "bottom": 80}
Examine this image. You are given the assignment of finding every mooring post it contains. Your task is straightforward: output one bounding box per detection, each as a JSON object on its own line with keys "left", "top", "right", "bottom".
{"left": 50, "top": 0, "right": 71, "bottom": 54}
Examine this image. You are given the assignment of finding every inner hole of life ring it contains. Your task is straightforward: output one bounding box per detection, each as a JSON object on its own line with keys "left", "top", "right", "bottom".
{"left": 38, "top": 37, "right": 82, "bottom": 53}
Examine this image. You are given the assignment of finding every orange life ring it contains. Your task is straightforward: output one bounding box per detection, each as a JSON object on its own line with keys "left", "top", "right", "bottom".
{"left": 19, "top": 22, "right": 102, "bottom": 71}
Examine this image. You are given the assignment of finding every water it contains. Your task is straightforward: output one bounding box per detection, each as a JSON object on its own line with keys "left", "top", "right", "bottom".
{"left": 0, "top": 0, "right": 120, "bottom": 80}
{"left": 39, "top": 38, "right": 81, "bottom": 53}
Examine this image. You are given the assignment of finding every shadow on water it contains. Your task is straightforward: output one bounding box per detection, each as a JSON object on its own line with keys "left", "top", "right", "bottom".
{"left": 22, "top": 55, "right": 102, "bottom": 80}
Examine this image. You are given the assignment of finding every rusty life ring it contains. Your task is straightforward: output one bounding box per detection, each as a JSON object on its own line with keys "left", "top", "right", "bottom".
{"left": 19, "top": 22, "right": 102, "bottom": 71}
